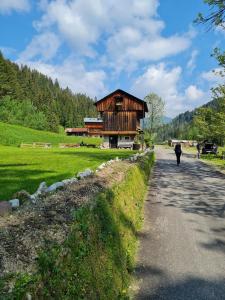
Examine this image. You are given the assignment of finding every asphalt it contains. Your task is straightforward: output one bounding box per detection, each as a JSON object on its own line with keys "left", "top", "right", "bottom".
{"left": 134, "top": 147, "right": 225, "bottom": 300}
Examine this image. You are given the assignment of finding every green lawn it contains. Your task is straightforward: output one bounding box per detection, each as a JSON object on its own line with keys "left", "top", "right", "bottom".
{"left": 0, "top": 146, "right": 136, "bottom": 201}
{"left": 200, "top": 146, "right": 225, "bottom": 169}
{"left": 0, "top": 121, "right": 102, "bottom": 147}
{"left": 183, "top": 146, "right": 225, "bottom": 169}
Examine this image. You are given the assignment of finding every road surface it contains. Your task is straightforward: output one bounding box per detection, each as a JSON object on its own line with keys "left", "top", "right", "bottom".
{"left": 135, "top": 147, "right": 225, "bottom": 300}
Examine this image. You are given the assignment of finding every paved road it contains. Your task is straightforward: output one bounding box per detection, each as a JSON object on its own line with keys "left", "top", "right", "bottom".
{"left": 135, "top": 147, "right": 225, "bottom": 300}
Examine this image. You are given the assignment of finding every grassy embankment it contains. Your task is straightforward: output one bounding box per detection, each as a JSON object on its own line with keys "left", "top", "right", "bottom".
{"left": 0, "top": 122, "right": 136, "bottom": 200}
{"left": 1, "top": 152, "right": 154, "bottom": 299}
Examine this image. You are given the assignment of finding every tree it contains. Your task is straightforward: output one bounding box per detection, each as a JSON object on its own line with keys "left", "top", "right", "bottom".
{"left": 196, "top": 1, "right": 225, "bottom": 73}
{"left": 0, "top": 52, "right": 98, "bottom": 132}
{"left": 193, "top": 100, "right": 225, "bottom": 145}
{"left": 144, "top": 93, "right": 165, "bottom": 139}
{"left": 195, "top": 0, "right": 225, "bottom": 29}
{"left": 194, "top": 0, "right": 225, "bottom": 146}
{"left": 0, "top": 96, "right": 49, "bottom": 130}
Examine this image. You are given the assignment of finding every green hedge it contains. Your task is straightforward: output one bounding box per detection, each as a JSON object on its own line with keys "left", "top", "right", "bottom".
{"left": 1, "top": 152, "right": 154, "bottom": 299}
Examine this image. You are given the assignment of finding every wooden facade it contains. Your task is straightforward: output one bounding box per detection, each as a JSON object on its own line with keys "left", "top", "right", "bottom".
{"left": 65, "top": 89, "right": 148, "bottom": 148}
{"left": 84, "top": 119, "right": 103, "bottom": 136}
{"left": 95, "top": 89, "right": 148, "bottom": 148}
{"left": 95, "top": 90, "right": 147, "bottom": 133}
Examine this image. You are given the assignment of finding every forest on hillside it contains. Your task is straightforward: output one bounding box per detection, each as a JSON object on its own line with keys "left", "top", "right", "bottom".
{"left": 156, "top": 97, "right": 223, "bottom": 141}
{"left": 156, "top": 95, "right": 225, "bottom": 145}
{"left": 0, "top": 52, "right": 97, "bottom": 132}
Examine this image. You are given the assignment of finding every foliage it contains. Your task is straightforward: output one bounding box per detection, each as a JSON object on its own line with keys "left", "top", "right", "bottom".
{"left": 1, "top": 153, "right": 155, "bottom": 299}
{"left": 0, "top": 52, "right": 98, "bottom": 132}
{"left": 0, "top": 145, "right": 136, "bottom": 200}
{"left": 195, "top": 0, "right": 225, "bottom": 28}
{"left": 195, "top": 0, "right": 225, "bottom": 29}
{"left": 0, "top": 96, "right": 49, "bottom": 131}
{"left": 155, "top": 89, "right": 225, "bottom": 144}
{"left": 193, "top": 99, "right": 225, "bottom": 144}
{"left": 144, "top": 93, "right": 165, "bottom": 141}
{"left": 155, "top": 108, "right": 199, "bottom": 142}
{"left": 212, "top": 47, "right": 225, "bottom": 75}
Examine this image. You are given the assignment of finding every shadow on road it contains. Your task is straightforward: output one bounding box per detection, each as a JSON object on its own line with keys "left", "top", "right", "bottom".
{"left": 149, "top": 157, "right": 225, "bottom": 218}
{"left": 135, "top": 150, "right": 225, "bottom": 299}
{"left": 137, "top": 276, "right": 225, "bottom": 300}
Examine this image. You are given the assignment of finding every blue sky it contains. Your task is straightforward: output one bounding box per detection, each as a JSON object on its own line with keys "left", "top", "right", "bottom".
{"left": 0, "top": 0, "right": 224, "bottom": 117}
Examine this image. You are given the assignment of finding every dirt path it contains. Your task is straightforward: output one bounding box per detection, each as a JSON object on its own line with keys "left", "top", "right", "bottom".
{"left": 135, "top": 147, "right": 225, "bottom": 300}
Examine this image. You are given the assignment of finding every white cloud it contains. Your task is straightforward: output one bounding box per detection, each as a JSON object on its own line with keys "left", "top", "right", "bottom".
{"left": 15, "top": 0, "right": 197, "bottom": 111}
{"left": 201, "top": 68, "right": 224, "bottom": 84}
{"left": 107, "top": 31, "right": 190, "bottom": 71}
{"left": 0, "top": 0, "right": 30, "bottom": 13}
{"left": 187, "top": 50, "right": 199, "bottom": 72}
{"left": 34, "top": 0, "right": 161, "bottom": 57}
{"left": 132, "top": 63, "right": 181, "bottom": 98}
{"left": 185, "top": 85, "right": 204, "bottom": 101}
{"left": 30, "top": 0, "right": 192, "bottom": 67}
{"left": 17, "top": 57, "right": 107, "bottom": 98}
{"left": 132, "top": 63, "right": 207, "bottom": 117}
{"left": 19, "top": 32, "right": 61, "bottom": 61}
{"left": 132, "top": 63, "right": 183, "bottom": 116}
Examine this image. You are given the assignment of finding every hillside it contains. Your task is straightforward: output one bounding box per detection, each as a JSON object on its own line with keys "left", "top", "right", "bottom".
{"left": 0, "top": 52, "right": 97, "bottom": 132}
{"left": 156, "top": 97, "right": 223, "bottom": 142}
{"left": 0, "top": 121, "right": 101, "bottom": 147}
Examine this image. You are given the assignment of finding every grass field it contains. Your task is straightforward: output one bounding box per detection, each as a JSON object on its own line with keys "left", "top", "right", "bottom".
{"left": 0, "top": 121, "right": 102, "bottom": 147}
{"left": 182, "top": 146, "right": 225, "bottom": 169}
{"left": 0, "top": 146, "right": 136, "bottom": 201}
{"left": 200, "top": 146, "right": 225, "bottom": 169}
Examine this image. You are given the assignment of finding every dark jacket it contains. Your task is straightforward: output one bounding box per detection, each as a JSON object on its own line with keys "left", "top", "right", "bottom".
{"left": 175, "top": 144, "right": 182, "bottom": 155}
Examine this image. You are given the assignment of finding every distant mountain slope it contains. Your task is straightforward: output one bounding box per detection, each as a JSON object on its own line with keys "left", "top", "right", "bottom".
{"left": 162, "top": 116, "right": 172, "bottom": 124}
{"left": 171, "top": 97, "right": 222, "bottom": 126}
{"left": 0, "top": 122, "right": 101, "bottom": 147}
{"left": 0, "top": 52, "right": 97, "bottom": 132}
{"left": 156, "top": 97, "right": 223, "bottom": 141}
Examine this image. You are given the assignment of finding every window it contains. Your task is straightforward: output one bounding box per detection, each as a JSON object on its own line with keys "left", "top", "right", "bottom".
{"left": 125, "top": 136, "right": 130, "bottom": 140}
{"left": 115, "top": 96, "right": 123, "bottom": 111}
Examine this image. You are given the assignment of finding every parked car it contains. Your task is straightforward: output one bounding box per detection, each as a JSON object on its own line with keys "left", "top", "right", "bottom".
{"left": 202, "top": 143, "right": 218, "bottom": 154}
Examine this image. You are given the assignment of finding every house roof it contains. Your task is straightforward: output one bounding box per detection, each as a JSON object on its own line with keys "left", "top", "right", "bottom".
{"left": 95, "top": 89, "right": 148, "bottom": 112}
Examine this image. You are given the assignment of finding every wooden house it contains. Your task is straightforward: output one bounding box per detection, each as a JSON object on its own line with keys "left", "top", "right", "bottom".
{"left": 95, "top": 89, "right": 148, "bottom": 148}
{"left": 65, "top": 89, "right": 148, "bottom": 148}
{"left": 83, "top": 118, "right": 103, "bottom": 137}
{"left": 65, "top": 118, "right": 103, "bottom": 137}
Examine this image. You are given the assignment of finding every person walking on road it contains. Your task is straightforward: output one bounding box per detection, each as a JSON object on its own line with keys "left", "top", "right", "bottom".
{"left": 174, "top": 143, "right": 182, "bottom": 165}
{"left": 196, "top": 143, "right": 201, "bottom": 159}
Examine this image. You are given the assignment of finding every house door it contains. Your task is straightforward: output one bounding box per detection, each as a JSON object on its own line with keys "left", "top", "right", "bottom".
{"left": 109, "top": 136, "right": 118, "bottom": 148}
